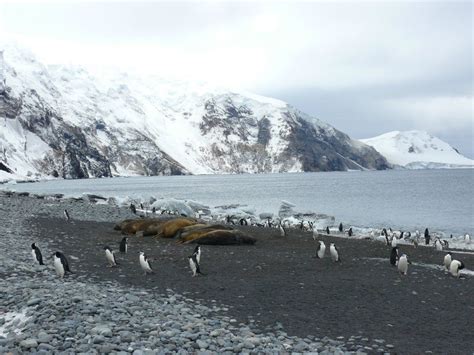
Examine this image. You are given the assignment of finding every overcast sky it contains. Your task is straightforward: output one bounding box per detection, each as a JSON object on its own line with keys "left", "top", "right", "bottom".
{"left": 1, "top": 1, "right": 472, "bottom": 157}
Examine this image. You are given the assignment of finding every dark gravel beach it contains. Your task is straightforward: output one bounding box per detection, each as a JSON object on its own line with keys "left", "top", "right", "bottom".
{"left": 35, "top": 219, "right": 474, "bottom": 354}
{"left": 1, "top": 193, "right": 473, "bottom": 354}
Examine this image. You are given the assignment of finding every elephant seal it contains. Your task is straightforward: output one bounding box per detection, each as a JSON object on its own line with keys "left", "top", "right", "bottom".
{"left": 155, "top": 218, "right": 198, "bottom": 238}
{"left": 183, "top": 229, "right": 256, "bottom": 245}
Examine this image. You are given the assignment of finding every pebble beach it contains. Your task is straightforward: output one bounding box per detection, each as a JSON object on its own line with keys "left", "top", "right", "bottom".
{"left": 0, "top": 191, "right": 473, "bottom": 354}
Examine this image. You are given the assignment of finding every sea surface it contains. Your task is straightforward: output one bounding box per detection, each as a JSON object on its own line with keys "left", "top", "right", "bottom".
{"left": 2, "top": 169, "right": 473, "bottom": 236}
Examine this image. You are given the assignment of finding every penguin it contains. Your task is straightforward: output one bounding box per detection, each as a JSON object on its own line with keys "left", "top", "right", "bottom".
{"left": 152, "top": 207, "right": 156, "bottom": 214}
{"left": 31, "top": 243, "right": 44, "bottom": 265}
{"left": 434, "top": 239, "right": 443, "bottom": 251}
{"left": 192, "top": 245, "right": 201, "bottom": 264}
{"left": 140, "top": 203, "right": 144, "bottom": 211}
{"left": 391, "top": 235, "right": 398, "bottom": 248}
{"left": 239, "top": 218, "right": 248, "bottom": 226}
{"left": 119, "top": 237, "right": 128, "bottom": 253}
{"left": 312, "top": 229, "right": 318, "bottom": 241}
{"left": 465, "top": 234, "right": 471, "bottom": 244}
{"left": 104, "top": 246, "right": 117, "bottom": 267}
{"left": 329, "top": 243, "right": 340, "bottom": 262}
{"left": 400, "top": 231, "right": 404, "bottom": 239}
{"left": 413, "top": 239, "right": 418, "bottom": 248}
{"left": 64, "top": 209, "right": 70, "bottom": 221}
{"left": 449, "top": 259, "right": 465, "bottom": 278}
{"left": 279, "top": 222, "right": 287, "bottom": 237}
{"left": 52, "top": 251, "right": 71, "bottom": 278}
{"left": 398, "top": 254, "right": 409, "bottom": 275}
{"left": 424, "top": 228, "right": 430, "bottom": 245}
{"left": 338, "top": 223, "right": 343, "bottom": 233}
{"left": 139, "top": 251, "right": 153, "bottom": 275}
{"left": 385, "top": 234, "right": 390, "bottom": 246}
{"left": 382, "top": 228, "right": 388, "bottom": 237}
{"left": 188, "top": 254, "right": 201, "bottom": 277}
{"left": 405, "top": 231, "right": 411, "bottom": 239}
{"left": 441, "top": 240, "right": 449, "bottom": 249}
{"left": 130, "top": 204, "right": 137, "bottom": 214}
{"left": 443, "top": 252, "right": 452, "bottom": 271}
{"left": 326, "top": 226, "right": 330, "bottom": 235}
{"left": 316, "top": 241, "right": 326, "bottom": 259}
{"left": 390, "top": 247, "right": 399, "bottom": 266}
{"left": 348, "top": 227, "right": 353, "bottom": 237}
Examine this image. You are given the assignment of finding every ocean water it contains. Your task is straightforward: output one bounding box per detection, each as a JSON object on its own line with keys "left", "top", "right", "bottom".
{"left": 2, "top": 169, "right": 473, "bottom": 236}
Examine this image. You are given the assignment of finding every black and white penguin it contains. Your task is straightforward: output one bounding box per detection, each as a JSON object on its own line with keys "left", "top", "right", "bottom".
{"left": 64, "top": 209, "right": 70, "bottom": 221}
{"left": 449, "top": 259, "right": 465, "bottom": 278}
{"left": 52, "top": 251, "right": 71, "bottom": 278}
{"left": 390, "top": 247, "right": 399, "bottom": 266}
{"left": 152, "top": 207, "right": 156, "bottom": 214}
{"left": 398, "top": 254, "right": 409, "bottom": 275}
{"left": 443, "top": 252, "right": 452, "bottom": 271}
{"left": 192, "top": 245, "right": 201, "bottom": 264}
{"left": 329, "top": 243, "right": 340, "bottom": 262}
{"left": 348, "top": 227, "right": 353, "bottom": 237}
{"left": 434, "top": 238, "right": 443, "bottom": 251}
{"left": 424, "top": 228, "right": 430, "bottom": 245}
{"left": 188, "top": 254, "right": 201, "bottom": 277}
{"left": 130, "top": 204, "right": 137, "bottom": 214}
{"left": 279, "top": 222, "right": 287, "bottom": 237}
{"left": 119, "top": 237, "right": 128, "bottom": 253}
{"left": 31, "top": 243, "right": 44, "bottom": 265}
{"left": 465, "top": 234, "right": 471, "bottom": 244}
{"left": 326, "top": 226, "right": 330, "bottom": 235}
{"left": 104, "top": 246, "right": 117, "bottom": 267}
{"left": 391, "top": 234, "right": 398, "bottom": 248}
{"left": 239, "top": 218, "right": 248, "bottom": 226}
{"left": 382, "top": 228, "right": 388, "bottom": 237}
{"left": 139, "top": 251, "right": 153, "bottom": 275}
{"left": 339, "top": 223, "right": 343, "bottom": 233}
{"left": 316, "top": 241, "right": 326, "bottom": 259}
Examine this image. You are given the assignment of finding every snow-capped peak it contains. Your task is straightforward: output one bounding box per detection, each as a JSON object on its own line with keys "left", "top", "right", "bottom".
{"left": 360, "top": 130, "right": 473, "bottom": 169}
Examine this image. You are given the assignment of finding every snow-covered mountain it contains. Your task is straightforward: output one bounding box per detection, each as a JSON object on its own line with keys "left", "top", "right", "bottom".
{"left": 360, "top": 131, "right": 474, "bottom": 169}
{"left": 0, "top": 43, "right": 389, "bottom": 180}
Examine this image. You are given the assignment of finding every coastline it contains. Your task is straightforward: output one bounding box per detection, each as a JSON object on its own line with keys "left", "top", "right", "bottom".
{"left": 0, "top": 192, "right": 473, "bottom": 353}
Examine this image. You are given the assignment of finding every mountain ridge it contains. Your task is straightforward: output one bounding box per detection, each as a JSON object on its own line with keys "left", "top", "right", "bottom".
{"left": 360, "top": 130, "right": 473, "bottom": 169}
{"left": 0, "top": 43, "right": 389, "bottom": 180}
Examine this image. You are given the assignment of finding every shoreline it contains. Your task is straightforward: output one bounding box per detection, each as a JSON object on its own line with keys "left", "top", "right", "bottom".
{"left": 0, "top": 193, "right": 473, "bottom": 353}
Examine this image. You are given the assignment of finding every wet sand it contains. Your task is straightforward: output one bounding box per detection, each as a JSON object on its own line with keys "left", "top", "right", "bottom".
{"left": 32, "top": 216, "right": 474, "bottom": 354}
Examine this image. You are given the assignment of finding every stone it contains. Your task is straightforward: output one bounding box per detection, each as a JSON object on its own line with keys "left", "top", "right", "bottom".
{"left": 20, "top": 338, "right": 38, "bottom": 349}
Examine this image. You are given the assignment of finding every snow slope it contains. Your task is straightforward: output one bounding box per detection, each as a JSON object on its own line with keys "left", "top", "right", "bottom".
{"left": 0, "top": 42, "right": 388, "bottom": 180}
{"left": 360, "top": 131, "right": 473, "bottom": 169}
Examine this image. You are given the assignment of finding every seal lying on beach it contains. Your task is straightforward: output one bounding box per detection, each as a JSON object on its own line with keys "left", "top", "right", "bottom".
{"left": 116, "top": 218, "right": 174, "bottom": 235}
{"left": 181, "top": 229, "right": 256, "bottom": 245}
{"left": 176, "top": 224, "right": 233, "bottom": 242}
{"left": 155, "top": 218, "right": 199, "bottom": 238}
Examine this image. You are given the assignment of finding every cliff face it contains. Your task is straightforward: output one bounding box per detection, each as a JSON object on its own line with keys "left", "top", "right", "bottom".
{"left": 0, "top": 44, "right": 389, "bottom": 179}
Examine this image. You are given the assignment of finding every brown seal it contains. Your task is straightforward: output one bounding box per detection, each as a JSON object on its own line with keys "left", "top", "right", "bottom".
{"left": 155, "top": 218, "right": 198, "bottom": 238}
{"left": 182, "top": 229, "right": 256, "bottom": 245}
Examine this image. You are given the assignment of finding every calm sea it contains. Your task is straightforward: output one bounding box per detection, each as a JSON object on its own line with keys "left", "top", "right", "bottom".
{"left": 2, "top": 169, "right": 473, "bottom": 236}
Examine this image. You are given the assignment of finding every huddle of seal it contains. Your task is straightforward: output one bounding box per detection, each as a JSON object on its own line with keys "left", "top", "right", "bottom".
{"left": 114, "top": 217, "right": 257, "bottom": 245}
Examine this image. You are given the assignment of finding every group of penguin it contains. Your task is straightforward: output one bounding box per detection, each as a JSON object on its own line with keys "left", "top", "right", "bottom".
{"left": 389, "top": 239, "right": 466, "bottom": 278}
{"left": 31, "top": 208, "right": 204, "bottom": 278}
{"left": 31, "top": 238, "right": 203, "bottom": 279}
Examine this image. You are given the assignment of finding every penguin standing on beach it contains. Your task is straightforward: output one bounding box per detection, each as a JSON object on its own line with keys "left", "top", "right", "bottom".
{"left": 424, "top": 228, "right": 431, "bottom": 245}
{"left": 329, "top": 243, "right": 340, "bottom": 262}
{"left": 339, "top": 223, "right": 343, "bottom": 233}
{"left": 443, "top": 253, "right": 452, "bottom": 271}
{"left": 465, "top": 234, "right": 471, "bottom": 244}
{"left": 64, "top": 209, "right": 70, "bottom": 222}
{"left": 31, "top": 243, "right": 44, "bottom": 265}
{"left": 449, "top": 259, "right": 465, "bottom": 278}
{"left": 52, "top": 251, "right": 71, "bottom": 278}
{"left": 104, "top": 246, "right": 117, "bottom": 267}
{"left": 434, "top": 239, "right": 443, "bottom": 251}
{"left": 192, "top": 245, "right": 201, "bottom": 264}
{"left": 390, "top": 247, "right": 399, "bottom": 266}
{"left": 130, "top": 204, "right": 137, "bottom": 214}
{"left": 326, "top": 226, "right": 330, "bottom": 235}
{"left": 316, "top": 241, "right": 326, "bottom": 259}
{"left": 188, "top": 254, "right": 202, "bottom": 277}
{"left": 348, "top": 227, "right": 353, "bottom": 237}
{"left": 279, "top": 222, "right": 287, "bottom": 237}
{"left": 391, "top": 234, "right": 398, "bottom": 248}
{"left": 398, "top": 254, "right": 409, "bottom": 275}
{"left": 139, "top": 252, "right": 153, "bottom": 275}
{"left": 119, "top": 237, "right": 128, "bottom": 253}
